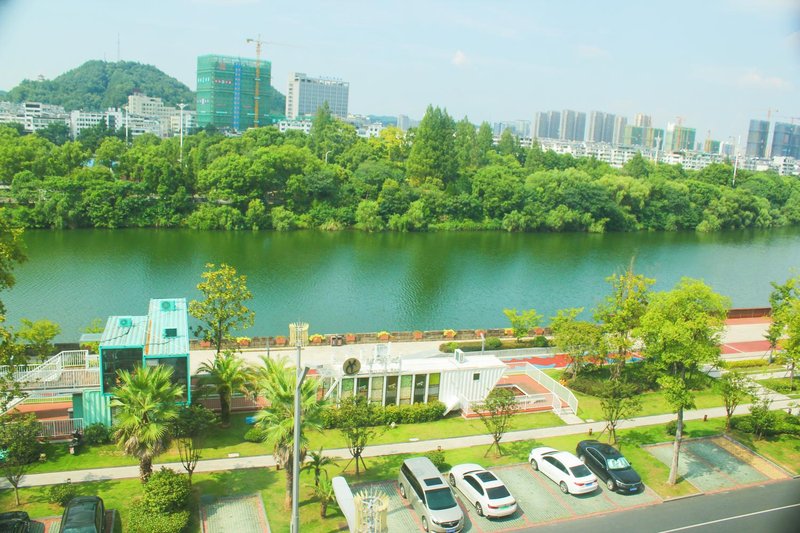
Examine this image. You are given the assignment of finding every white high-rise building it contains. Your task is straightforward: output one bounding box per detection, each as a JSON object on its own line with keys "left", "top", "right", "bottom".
{"left": 286, "top": 72, "right": 349, "bottom": 120}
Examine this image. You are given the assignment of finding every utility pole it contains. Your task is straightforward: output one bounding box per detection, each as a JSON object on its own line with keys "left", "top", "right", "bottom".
{"left": 177, "top": 103, "right": 186, "bottom": 164}
{"left": 291, "top": 321, "right": 309, "bottom": 533}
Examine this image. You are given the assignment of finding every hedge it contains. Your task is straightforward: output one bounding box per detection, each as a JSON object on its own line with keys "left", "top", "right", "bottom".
{"left": 128, "top": 503, "right": 189, "bottom": 533}
{"left": 723, "top": 358, "right": 772, "bottom": 369}
{"left": 321, "top": 401, "right": 446, "bottom": 429}
{"left": 439, "top": 336, "right": 551, "bottom": 353}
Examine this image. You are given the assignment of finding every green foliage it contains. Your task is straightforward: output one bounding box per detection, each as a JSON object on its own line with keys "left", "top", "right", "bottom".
{"left": 142, "top": 468, "right": 190, "bottom": 514}
{"left": 486, "top": 337, "right": 502, "bottom": 349}
{"left": 197, "top": 350, "right": 254, "bottom": 425}
{"left": 17, "top": 318, "right": 61, "bottom": 360}
{"left": 723, "top": 359, "right": 771, "bottom": 369}
{"left": 732, "top": 409, "right": 800, "bottom": 437}
{"left": 83, "top": 422, "right": 112, "bottom": 445}
{"left": 665, "top": 419, "right": 678, "bottom": 436}
{"left": 503, "top": 308, "right": 542, "bottom": 342}
{"left": 244, "top": 427, "right": 267, "bottom": 443}
{"left": 128, "top": 500, "right": 189, "bottom": 533}
{"left": 476, "top": 388, "right": 519, "bottom": 456}
{"left": 320, "top": 401, "right": 446, "bottom": 429}
{"left": 423, "top": 448, "right": 447, "bottom": 471}
{"left": 189, "top": 263, "right": 255, "bottom": 354}
{"left": 0, "top": 412, "right": 41, "bottom": 504}
{"left": 46, "top": 480, "right": 77, "bottom": 507}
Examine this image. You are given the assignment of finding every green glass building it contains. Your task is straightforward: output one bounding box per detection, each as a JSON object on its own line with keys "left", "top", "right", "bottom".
{"left": 196, "top": 54, "right": 271, "bottom": 131}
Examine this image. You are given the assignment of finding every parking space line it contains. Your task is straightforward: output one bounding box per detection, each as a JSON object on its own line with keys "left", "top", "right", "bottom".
{"left": 530, "top": 468, "right": 580, "bottom": 516}
{"left": 658, "top": 503, "right": 800, "bottom": 532}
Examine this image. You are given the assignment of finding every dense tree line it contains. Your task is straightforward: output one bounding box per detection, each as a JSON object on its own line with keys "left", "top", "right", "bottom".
{"left": 1, "top": 104, "right": 799, "bottom": 233}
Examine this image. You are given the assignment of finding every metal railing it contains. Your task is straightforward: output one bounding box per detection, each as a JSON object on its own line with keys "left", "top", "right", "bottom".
{"left": 196, "top": 394, "right": 264, "bottom": 412}
{"left": 38, "top": 418, "right": 84, "bottom": 438}
{"left": 504, "top": 362, "right": 578, "bottom": 415}
{"left": 21, "top": 369, "right": 100, "bottom": 391}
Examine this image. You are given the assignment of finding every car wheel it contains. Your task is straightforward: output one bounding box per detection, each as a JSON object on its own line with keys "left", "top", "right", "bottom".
{"left": 449, "top": 473, "right": 456, "bottom": 487}
{"left": 578, "top": 454, "right": 586, "bottom": 463}
{"left": 421, "top": 516, "right": 429, "bottom": 532}
{"left": 399, "top": 483, "right": 406, "bottom": 499}
{"left": 476, "top": 502, "right": 484, "bottom": 517}
{"left": 530, "top": 458, "right": 539, "bottom": 471}
{"left": 560, "top": 481, "right": 569, "bottom": 494}
{"left": 606, "top": 478, "right": 616, "bottom": 492}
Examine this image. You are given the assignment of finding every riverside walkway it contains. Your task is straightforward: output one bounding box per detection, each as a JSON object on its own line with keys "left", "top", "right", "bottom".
{"left": 3, "top": 396, "right": 794, "bottom": 490}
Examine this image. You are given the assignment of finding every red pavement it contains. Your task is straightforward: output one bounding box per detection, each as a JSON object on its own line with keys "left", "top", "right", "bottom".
{"left": 721, "top": 340, "right": 771, "bottom": 355}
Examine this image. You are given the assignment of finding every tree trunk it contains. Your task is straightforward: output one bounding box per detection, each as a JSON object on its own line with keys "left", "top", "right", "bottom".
{"left": 355, "top": 451, "right": 360, "bottom": 477}
{"left": 220, "top": 393, "right": 231, "bottom": 426}
{"left": 140, "top": 456, "right": 153, "bottom": 483}
{"left": 13, "top": 485, "right": 20, "bottom": 506}
{"left": 668, "top": 407, "right": 683, "bottom": 485}
{"left": 284, "top": 460, "right": 293, "bottom": 509}
{"left": 187, "top": 468, "right": 194, "bottom": 486}
{"left": 321, "top": 500, "right": 328, "bottom": 518}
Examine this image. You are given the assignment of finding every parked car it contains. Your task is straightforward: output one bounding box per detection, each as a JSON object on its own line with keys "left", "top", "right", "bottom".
{"left": 448, "top": 463, "right": 517, "bottom": 518}
{"left": 528, "top": 446, "right": 598, "bottom": 495}
{"left": 398, "top": 457, "right": 464, "bottom": 532}
{"left": 576, "top": 440, "right": 644, "bottom": 493}
{"left": 60, "top": 496, "right": 105, "bottom": 533}
{"left": 0, "top": 512, "right": 30, "bottom": 533}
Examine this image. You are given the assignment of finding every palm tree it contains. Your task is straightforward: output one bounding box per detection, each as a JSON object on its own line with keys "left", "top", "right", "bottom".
{"left": 197, "top": 350, "right": 255, "bottom": 426}
{"left": 110, "top": 365, "right": 183, "bottom": 482}
{"left": 314, "top": 477, "right": 335, "bottom": 518}
{"left": 302, "top": 447, "right": 333, "bottom": 487}
{"left": 254, "top": 356, "right": 326, "bottom": 509}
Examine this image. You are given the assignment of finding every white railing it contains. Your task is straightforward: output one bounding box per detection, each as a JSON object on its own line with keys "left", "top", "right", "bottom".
{"left": 0, "top": 350, "right": 96, "bottom": 391}
{"left": 504, "top": 363, "right": 579, "bottom": 415}
{"left": 21, "top": 369, "right": 100, "bottom": 391}
{"left": 38, "top": 418, "right": 84, "bottom": 438}
{"left": 60, "top": 350, "right": 94, "bottom": 368}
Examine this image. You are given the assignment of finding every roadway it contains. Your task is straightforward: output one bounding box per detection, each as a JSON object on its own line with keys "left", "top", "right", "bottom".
{"left": 530, "top": 477, "right": 800, "bottom": 533}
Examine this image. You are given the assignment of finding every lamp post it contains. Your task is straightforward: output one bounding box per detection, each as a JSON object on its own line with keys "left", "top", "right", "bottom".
{"left": 324, "top": 149, "right": 333, "bottom": 164}
{"left": 291, "top": 322, "right": 309, "bottom": 533}
{"left": 177, "top": 103, "right": 186, "bottom": 165}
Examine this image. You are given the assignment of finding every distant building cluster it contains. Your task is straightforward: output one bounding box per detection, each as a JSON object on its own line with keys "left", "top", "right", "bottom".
{"left": 285, "top": 72, "right": 349, "bottom": 120}
{"left": 0, "top": 94, "right": 195, "bottom": 140}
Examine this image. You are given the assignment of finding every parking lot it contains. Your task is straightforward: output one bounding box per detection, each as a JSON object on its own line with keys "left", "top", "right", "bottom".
{"left": 645, "top": 436, "right": 790, "bottom": 493}
{"left": 364, "top": 462, "right": 661, "bottom": 532}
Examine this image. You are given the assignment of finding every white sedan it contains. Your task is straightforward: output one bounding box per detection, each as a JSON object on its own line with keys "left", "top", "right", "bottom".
{"left": 528, "top": 447, "right": 598, "bottom": 495}
{"left": 448, "top": 463, "right": 517, "bottom": 518}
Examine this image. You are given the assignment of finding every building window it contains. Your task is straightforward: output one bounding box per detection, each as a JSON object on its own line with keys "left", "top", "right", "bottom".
{"left": 413, "top": 374, "right": 427, "bottom": 404}
{"left": 399, "top": 375, "right": 413, "bottom": 405}
{"left": 356, "top": 377, "right": 369, "bottom": 398}
{"left": 370, "top": 376, "right": 384, "bottom": 404}
{"left": 473, "top": 373, "right": 480, "bottom": 381}
{"left": 341, "top": 377, "right": 354, "bottom": 399}
{"left": 427, "top": 373, "right": 440, "bottom": 403}
{"left": 384, "top": 375, "right": 398, "bottom": 405}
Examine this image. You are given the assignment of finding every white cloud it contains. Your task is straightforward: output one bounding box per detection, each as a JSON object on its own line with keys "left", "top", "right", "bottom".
{"left": 451, "top": 50, "right": 468, "bottom": 67}
{"left": 575, "top": 44, "right": 609, "bottom": 60}
{"left": 738, "top": 70, "right": 792, "bottom": 90}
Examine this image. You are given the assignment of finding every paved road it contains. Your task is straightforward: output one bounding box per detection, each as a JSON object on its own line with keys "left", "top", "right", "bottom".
{"left": 531, "top": 478, "right": 800, "bottom": 533}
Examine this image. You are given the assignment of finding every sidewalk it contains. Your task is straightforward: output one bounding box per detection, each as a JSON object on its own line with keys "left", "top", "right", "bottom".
{"left": 4, "top": 397, "right": 795, "bottom": 490}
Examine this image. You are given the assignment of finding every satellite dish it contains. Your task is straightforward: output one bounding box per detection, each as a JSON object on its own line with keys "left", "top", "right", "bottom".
{"left": 343, "top": 357, "right": 361, "bottom": 375}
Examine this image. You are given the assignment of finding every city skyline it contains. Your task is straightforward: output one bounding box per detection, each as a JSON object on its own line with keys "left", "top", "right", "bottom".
{"left": 0, "top": 0, "right": 798, "bottom": 142}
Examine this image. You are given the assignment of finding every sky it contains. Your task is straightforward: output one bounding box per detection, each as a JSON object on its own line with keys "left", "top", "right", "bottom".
{"left": 0, "top": 0, "right": 798, "bottom": 141}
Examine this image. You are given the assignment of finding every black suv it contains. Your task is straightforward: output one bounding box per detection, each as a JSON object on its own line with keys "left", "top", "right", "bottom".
{"left": 0, "top": 511, "right": 30, "bottom": 533}
{"left": 60, "top": 496, "right": 105, "bottom": 533}
{"left": 576, "top": 440, "right": 643, "bottom": 493}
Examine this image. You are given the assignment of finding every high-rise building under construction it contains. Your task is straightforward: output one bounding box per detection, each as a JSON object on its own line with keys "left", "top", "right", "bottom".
{"left": 196, "top": 54, "right": 271, "bottom": 131}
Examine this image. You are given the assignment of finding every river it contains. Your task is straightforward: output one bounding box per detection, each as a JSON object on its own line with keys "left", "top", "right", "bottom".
{"left": 4, "top": 228, "right": 800, "bottom": 340}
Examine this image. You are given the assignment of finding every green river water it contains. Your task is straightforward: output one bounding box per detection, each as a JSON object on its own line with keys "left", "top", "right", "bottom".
{"left": 5, "top": 228, "right": 800, "bottom": 340}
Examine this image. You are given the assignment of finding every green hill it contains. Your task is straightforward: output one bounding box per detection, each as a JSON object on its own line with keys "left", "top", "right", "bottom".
{"left": 2, "top": 60, "right": 286, "bottom": 115}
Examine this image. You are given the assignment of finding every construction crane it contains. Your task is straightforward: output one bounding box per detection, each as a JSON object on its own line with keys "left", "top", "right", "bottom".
{"left": 246, "top": 36, "right": 265, "bottom": 128}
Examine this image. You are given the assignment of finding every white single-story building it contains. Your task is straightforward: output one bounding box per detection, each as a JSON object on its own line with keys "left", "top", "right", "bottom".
{"left": 316, "top": 347, "right": 507, "bottom": 414}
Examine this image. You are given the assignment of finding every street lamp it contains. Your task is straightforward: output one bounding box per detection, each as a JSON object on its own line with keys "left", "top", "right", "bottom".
{"left": 291, "top": 321, "right": 309, "bottom": 533}
{"left": 177, "top": 103, "right": 187, "bottom": 165}
{"left": 324, "top": 150, "right": 333, "bottom": 164}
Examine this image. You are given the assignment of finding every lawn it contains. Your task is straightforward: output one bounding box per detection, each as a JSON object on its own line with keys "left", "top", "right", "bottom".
{"left": 757, "top": 377, "right": 800, "bottom": 398}
{"left": 730, "top": 429, "right": 800, "bottom": 475}
{"left": 27, "top": 410, "right": 563, "bottom": 474}
{"left": 575, "top": 387, "right": 725, "bottom": 422}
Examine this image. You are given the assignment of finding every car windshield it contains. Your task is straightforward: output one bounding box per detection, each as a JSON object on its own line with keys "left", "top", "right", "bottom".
{"left": 569, "top": 464, "right": 593, "bottom": 478}
{"left": 606, "top": 456, "right": 631, "bottom": 470}
{"left": 486, "top": 486, "right": 511, "bottom": 500}
{"left": 425, "top": 487, "right": 457, "bottom": 510}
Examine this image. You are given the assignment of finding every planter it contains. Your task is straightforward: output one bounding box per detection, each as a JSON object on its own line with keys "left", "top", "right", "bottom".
{"left": 345, "top": 334, "right": 357, "bottom": 343}
{"left": 200, "top": 340, "right": 211, "bottom": 348}
{"left": 474, "top": 329, "right": 486, "bottom": 338}
{"left": 274, "top": 337, "right": 287, "bottom": 347}
{"left": 309, "top": 334, "right": 325, "bottom": 345}
{"left": 443, "top": 329, "right": 457, "bottom": 339}
{"left": 377, "top": 331, "right": 391, "bottom": 341}
{"left": 503, "top": 328, "right": 514, "bottom": 337}
{"left": 413, "top": 331, "right": 424, "bottom": 340}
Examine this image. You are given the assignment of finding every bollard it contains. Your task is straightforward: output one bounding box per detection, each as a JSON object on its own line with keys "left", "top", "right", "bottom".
{"left": 703, "top": 414, "right": 708, "bottom": 422}
{"left": 588, "top": 427, "right": 593, "bottom": 436}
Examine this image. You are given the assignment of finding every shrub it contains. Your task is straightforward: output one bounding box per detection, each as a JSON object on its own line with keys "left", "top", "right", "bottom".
{"left": 531, "top": 335, "right": 550, "bottom": 347}
{"left": 47, "top": 480, "right": 76, "bottom": 507}
{"left": 665, "top": 420, "right": 677, "bottom": 436}
{"left": 143, "top": 468, "right": 190, "bottom": 514}
{"left": 128, "top": 501, "right": 189, "bottom": 533}
{"left": 485, "top": 337, "right": 502, "bottom": 349}
{"left": 723, "top": 359, "right": 770, "bottom": 369}
{"left": 83, "top": 423, "right": 112, "bottom": 446}
{"left": 321, "top": 401, "right": 445, "bottom": 429}
{"left": 244, "top": 427, "right": 266, "bottom": 443}
{"left": 424, "top": 449, "right": 447, "bottom": 471}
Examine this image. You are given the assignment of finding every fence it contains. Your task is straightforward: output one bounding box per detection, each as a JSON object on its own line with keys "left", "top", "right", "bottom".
{"left": 196, "top": 394, "right": 265, "bottom": 412}
{"left": 459, "top": 392, "right": 554, "bottom": 417}
{"left": 38, "top": 418, "right": 84, "bottom": 438}
{"left": 504, "top": 362, "right": 579, "bottom": 415}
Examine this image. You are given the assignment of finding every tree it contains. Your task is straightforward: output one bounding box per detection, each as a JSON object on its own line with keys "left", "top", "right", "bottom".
{"left": 598, "top": 380, "right": 641, "bottom": 444}
{"left": 17, "top": 318, "right": 61, "bottom": 361}
{"left": 36, "top": 122, "right": 70, "bottom": 146}
{"left": 170, "top": 404, "right": 218, "bottom": 484}
{"left": 111, "top": 365, "right": 183, "bottom": 482}
{"left": 594, "top": 264, "right": 654, "bottom": 377}
{"left": 718, "top": 371, "right": 754, "bottom": 432}
{"left": 638, "top": 278, "right": 729, "bottom": 485}
{"left": 0, "top": 322, "right": 26, "bottom": 414}
{"left": 406, "top": 105, "right": 457, "bottom": 186}
{"left": 766, "top": 275, "right": 799, "bottom": 367}
{"left": 550, "top": 308, "right": 604, "bottom": 378}
{"left": 254, "top": 356, "right": 326, "bottom": 509}
{"left": 197, "top": 350, "right": 254, "bottom": 426}
{"left": 781, "top": 298, "right": 800, "bottom": 391}
{"left": 0, "top": 413, "right": 41, "bottom": 505}
{"left": 0, "top": 213, "right": 27, "bottom": 316}
{"left": 314, "top": 477, "right": 335, "bottom": 518}
{"left": 189, "top": 263, "right": 255, "bottom": 354}
{"left": 475, "top": 388, "right": 519, "bottom": 457}
{"left": 302, "top": 447, "right": 333, "bottom": 488}
{"left": 337, "top": 395, "right": 380, "bottom": 476}
{"left": 502, "top": 308, "right": 542, "bottom": 342}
